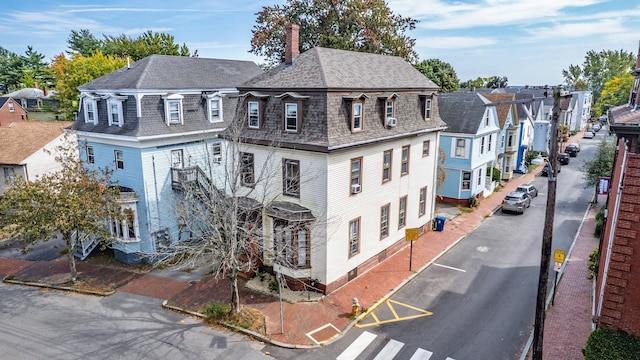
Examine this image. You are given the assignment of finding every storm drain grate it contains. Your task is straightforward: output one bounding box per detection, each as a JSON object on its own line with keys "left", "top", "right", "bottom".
{"left": 306, "top": 323, "right": 341, "bottom": 344}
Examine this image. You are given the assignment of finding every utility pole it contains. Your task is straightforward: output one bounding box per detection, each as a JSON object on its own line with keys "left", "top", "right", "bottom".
{"left": 532, "top": 87, "right": 569, "bottom": 359}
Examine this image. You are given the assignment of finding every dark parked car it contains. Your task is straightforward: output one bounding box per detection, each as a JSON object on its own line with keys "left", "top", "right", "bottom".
{"left": 541, "top": 162, "right": 561, "bottom": 176}
{"left": 565, "top": 144, "right": 579, "bottom": 157}
{"left": 559, "top": 153, "right": 570, "bottom": 165}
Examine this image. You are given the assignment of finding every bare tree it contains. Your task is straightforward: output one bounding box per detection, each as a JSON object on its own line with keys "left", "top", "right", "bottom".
{"left": 150, "top": 113, "right": 322, "bottom": 314}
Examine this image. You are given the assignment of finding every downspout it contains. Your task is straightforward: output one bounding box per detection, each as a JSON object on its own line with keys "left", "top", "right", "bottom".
{"left": 595, "top": 148, "right": 626, "bottom": 327}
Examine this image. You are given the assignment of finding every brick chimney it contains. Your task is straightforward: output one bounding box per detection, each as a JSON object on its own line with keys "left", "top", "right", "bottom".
{"left": 285, "top": 24, "right": 300, "bottom": 66}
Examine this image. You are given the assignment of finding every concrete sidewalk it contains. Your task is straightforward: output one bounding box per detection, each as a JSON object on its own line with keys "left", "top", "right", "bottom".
{"left": 1, "top": 132, "right": 596, "bottom": 356}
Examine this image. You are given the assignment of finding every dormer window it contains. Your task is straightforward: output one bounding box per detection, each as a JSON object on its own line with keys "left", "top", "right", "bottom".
{"left": 203, "top": 93, "right": 223, "bottom": 123}
{"left": 107, "top": 95, "right": 127, "bottom": 126}
{"left": 248, "top": 101, "right": 260, "bottom": 128}
{"left": 352, "top": 102, "right": 363, "bottom": 131}
{"left": 276, "top": 92, "right": 308, "bottom": 133}
{"left": 343, "top": 93, "right": 369, "bottom": 133}
{"left": 83, "top": 96, "right": 99, "bottom": 125}
{"left": 285, "top": 103, "right": 298, "bottom": 132}
{"left": 378, "top": 93, "right": 398, "bottom": 127}
{"left": 162, "top": 94, "right": 184, "bottom": 125}
{"left": 419, "top": 93, "right": 434, "bottom": 121}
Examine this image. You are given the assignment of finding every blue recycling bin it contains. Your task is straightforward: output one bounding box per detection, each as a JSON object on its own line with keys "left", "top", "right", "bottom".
{"left": 434, "top": 216, "right": 446, "bottom": 231}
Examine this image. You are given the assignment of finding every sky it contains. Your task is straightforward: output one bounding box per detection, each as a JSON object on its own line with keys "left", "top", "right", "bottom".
{"left": 2, "top": 0, "right": 640, "bottom": 87}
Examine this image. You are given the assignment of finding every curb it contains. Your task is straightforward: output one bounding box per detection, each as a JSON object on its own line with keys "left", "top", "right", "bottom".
{"left": 2, "top": 277, "right": 115, "bottom": 296}
{"left": 161, "top": 300, "right": 317, "bottom": 349}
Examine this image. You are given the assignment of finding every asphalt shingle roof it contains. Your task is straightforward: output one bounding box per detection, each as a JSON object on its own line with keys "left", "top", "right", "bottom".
{"left": 80, "top": 55, "right": 263, "bottom": 91}
{"left": 245, "top": 47, "right": 439, "bottom": 90}
{"left": 438, "top": 93, "right": 488, "bottom": 134}
{"left": 0, "top": 121, "right": 72, "bottom": 164}
{"left": 481, "top": 93, "right": 516, "bottom": 128}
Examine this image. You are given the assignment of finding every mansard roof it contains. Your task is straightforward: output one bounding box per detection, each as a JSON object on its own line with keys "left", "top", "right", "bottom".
{"left": 80, "top": 54, "right": 263, "bottom": 91}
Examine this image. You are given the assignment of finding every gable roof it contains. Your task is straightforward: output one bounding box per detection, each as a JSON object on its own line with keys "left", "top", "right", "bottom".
{"left": 0, "top": 121, "right": 72, "bottom": 164}
{"left": 438, "top": 93, "right": 489, "bottom": 134}
{"left": 481, "top": 93, "right": 516, "bottom": 128}
{"left": 244, "top": 47, "right": 438, "bottom": 90}
{"left": 3, "top": 88, "right": 52, "bottom": 99}
{"left": 80, "top": 54, "right": 263, "bottom": 91}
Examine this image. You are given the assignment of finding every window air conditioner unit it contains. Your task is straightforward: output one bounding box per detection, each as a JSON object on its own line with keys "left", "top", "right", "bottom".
{"left": 386, "top": 117, "right": 397, "bottom": 127}
{"left": 213, "top": 155, "right": 222, "bottom": 163}
{"left": 351, "top": 184, "right": 361, "bottom": 194}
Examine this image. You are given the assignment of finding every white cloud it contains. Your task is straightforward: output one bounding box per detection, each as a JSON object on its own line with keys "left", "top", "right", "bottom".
{"left": 416, "top": 36, "right": 497, "bottom": 49}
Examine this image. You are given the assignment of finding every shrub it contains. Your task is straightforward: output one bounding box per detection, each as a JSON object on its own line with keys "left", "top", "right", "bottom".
{"left": 202, "top": 302, "right": 230, "bottom": 321}
{"left": 588, "top": 248, "right": 598, "bottom": 279}
{"left": 468, "top": 195, "right": 479, "bottom": 208}
{"left": 594, "top": 206, "right": 605, "bottom": 237}
{"left": 583, "top": 328, "right": 640, "bottom": 359}
{"left": 268, "top": 279, "right": 279, "bottom": 292}
{"left": 491, "top": 167, "right": 501, "bottom": 182}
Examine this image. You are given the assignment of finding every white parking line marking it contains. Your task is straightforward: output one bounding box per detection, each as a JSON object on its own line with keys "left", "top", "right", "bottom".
{"left": 336, "top": 331, "right": 377, "bottom": 360}
{"left": 409, "top": 348, "right": 433, "bottom": 360}
{"left": 433, "top": 263, "right": 466, "bottom": 272}
{"left": 373, "top": 339, "right": 404, "bottom": 360}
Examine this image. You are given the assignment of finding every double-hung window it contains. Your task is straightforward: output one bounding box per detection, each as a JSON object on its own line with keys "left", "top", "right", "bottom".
{"left": 462, "top": 171, "right": 471, "bottom": 190}
{"left": 401, "top": 145, "right": 410, "bottom": 176}
{"left": 422, "top": 140, "right": 430, "bottom": 157}
{"left": 455, "top": 139, "right": 466, "bottom": 158}
{"left": 83, "top": 97, "right": 98, "bottom": 124}
{"left": 283, "top": 159, "right": 300, "bottom": 197}
{"left": 398, "top": 196, "right": 407, "bottom": 229}
{"left": 385, "top": 100, "right": 394, "bottom": 120}
{"left": 248, "top": 101, "right": 260, "bottom": 128}
{"left": 209, "top": 98, "right": 222, "bottom": 122}
{"left": 212, "top": 143, "right": 222, "bottom": 164}
{"left": 163, "top": 94, "right": 184, "bottom": 125}
{"left": 488, "top": 134, "right": 493, "bottom": 152}
{"left": 477, "top": 168, "right": 483, "bottom": 186}
{"left": 86, "top": 146, "right": 95, "bottom": 164}
{"left": 349, "top": 218, "right": 360, "bottom": 257}
{"left": 241, "top": 152, "right": 255, "bottom": 187}
{"left": 8, "top": 102, "right": 14, "bottom": 112}
{"left": 284, "top": 103, "right": 298, "bottom": 132}
{"left": 425, "top": 98, "right": 432, "bottom": 120}
{"left": 419, "top": 186, "right": 427, "bottom": 217}
{"left": 380, "top": 204, "right": 390, "bottom": 239}
{"left": 480, "top": 137, "right": 486, "bottom": 154}
{"left": 114, "top": 150, "right": 124, "bottom": 170}
{"left": 108, "top": 99, "right": 123, "bottom": 126}
{"left": 3, "top": 167, "right": 15, "bottom": 180}
{"left": 350, "top": 157, "right": 362, "bottom": 194}
{"left": 352, "top": 102, "right": 363, "bottom": 132}
{"left": 382, "top": 150, "right": 392, "bottom": 183}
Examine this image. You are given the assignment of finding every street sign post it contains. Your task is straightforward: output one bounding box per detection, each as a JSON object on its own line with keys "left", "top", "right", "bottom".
{"left": 552, "top": 249, "right": 566, "bottom": 305}
{"left": 406, "top": 228, "right": 419, "bottom": 271}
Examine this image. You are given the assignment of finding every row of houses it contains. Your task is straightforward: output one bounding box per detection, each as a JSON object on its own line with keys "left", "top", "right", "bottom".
{"left": 2, "top": 26, "right": 592, "bottom": 295}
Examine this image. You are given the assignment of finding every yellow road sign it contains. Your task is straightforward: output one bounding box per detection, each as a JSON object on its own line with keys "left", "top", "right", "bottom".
{"left": 554, "top": 249, "right": 565, "bottom": 263}
{"left": 405, "top": 228, "right": 419, "bottom": 241}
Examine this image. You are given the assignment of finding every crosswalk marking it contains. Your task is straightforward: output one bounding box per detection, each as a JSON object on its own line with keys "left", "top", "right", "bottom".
{"left": 373, "top": 339, "right": 404, "bottom": 360}
{"left": 337, "top": 331, "right": 457, "bottom": 360}
{"left": 336, "top": 331, "right": 377, "bottom": 360}
{"left": 409, "top": 348, "right": 433, "bottom": 360}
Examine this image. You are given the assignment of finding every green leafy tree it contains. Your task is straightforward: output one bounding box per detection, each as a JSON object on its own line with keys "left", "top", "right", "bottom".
{"left": 414, "top": 59, "right": 460, "bottom": 93}
{"left": 50, "top": 51, "right": 127, "bottom": 120}
{"left": 0, "top": 46, "right": 53, "bottom": 94}
{"left": 597, "top": 72, "right": 633, "bottom": 116}
{"left": 67, "top": 29, "right": 104, "bottom": 56}
{"left": 561, "top": 64, "right": 587, "bottom": 90}
{"left": 250, "top": 0, "right": 418, "bottom": 67}
{"left": 0, "top": 134, "right": 122, "bottom": 283}
{"left": 581, "top": 137, "right": 615, "bottom": 203}
{"left": 102, "top": 30, "right": 197, "bottom": 61}
{"left": 563, "top": 49, "right": 634, "bottom": 105}
{"left": 459, "top": 77, "right": 485, "bottom": 89}
{"left": 486, "top": 75, "right": 508, "bottom": 89}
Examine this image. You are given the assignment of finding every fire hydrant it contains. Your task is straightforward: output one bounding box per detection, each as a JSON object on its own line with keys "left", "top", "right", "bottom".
{"left": 352, "top": 297, "right": 360, "bottom": 317}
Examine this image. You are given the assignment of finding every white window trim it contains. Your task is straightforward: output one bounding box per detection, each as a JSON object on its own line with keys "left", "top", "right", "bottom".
{"left": 111, "top": 199, "right": 140, "bottom": 243}
{"left": 204, "top": 93, "right": 223, "bottom": 123}
{"left": 248, "top": 101, "right": 260, "bottom": 129}
{"left": 425, "top": 98, "right": 432, "bottom": 120}
{"left": 83, "top": 96, "right": 99, "bottom": 125}
{"left": 352, "top": 102, "right": 363, "bottom": 132}
{"left": 107, "top": 96, "right": 126, "bottom": 127}
{"left": 8, "top": 102, "right": 14, "bottom": 112}
{"left": 451, "top": 138, "right": 470, "bottom": 159}
{"left": 162, "top": 94, "right": 184, "bottom": 125}
{"left": 285, "top": 103, "right": 299, "bottom": 132}
{"left": 114, "top": 150, "right": 124, "bottom": 170}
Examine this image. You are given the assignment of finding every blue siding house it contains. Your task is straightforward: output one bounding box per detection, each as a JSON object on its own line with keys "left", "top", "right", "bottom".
{"left": 437, "top": 93, "right": 501, "bottom": 206}
{"left": 72, "top": 55, "right": 262, "bottom": 263}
